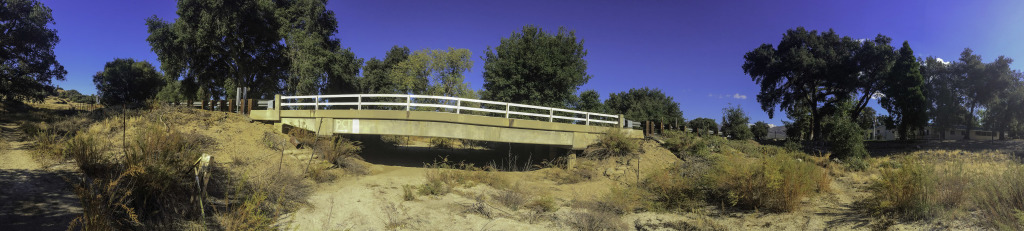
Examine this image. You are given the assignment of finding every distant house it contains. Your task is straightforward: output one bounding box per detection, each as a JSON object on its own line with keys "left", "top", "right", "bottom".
{"left": 872, "top": 125, "right": 1004, "bottom": 141}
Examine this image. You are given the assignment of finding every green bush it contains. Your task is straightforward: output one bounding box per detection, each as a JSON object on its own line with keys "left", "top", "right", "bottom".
{"left": 823, "top": 114, "right": 867, "bottom": 160}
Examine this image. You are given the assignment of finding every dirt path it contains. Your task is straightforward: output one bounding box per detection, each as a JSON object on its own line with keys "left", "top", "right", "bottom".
{"left": 0, "top": 122, "right": 81, "bottom": 231}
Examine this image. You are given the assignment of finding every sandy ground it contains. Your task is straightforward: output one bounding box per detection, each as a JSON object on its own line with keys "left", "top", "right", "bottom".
{"left": 0, "top": 121, "right": 82, "bottom": 231}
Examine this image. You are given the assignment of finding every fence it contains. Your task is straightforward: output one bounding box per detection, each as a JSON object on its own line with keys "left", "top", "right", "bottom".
{"left": 276, "top": 94, "right": 621, "bottom": 126}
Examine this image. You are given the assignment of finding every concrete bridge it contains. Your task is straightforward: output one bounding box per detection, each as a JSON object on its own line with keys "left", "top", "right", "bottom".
{"left": 249, "top": 94, "right": 642, "bottom": 150}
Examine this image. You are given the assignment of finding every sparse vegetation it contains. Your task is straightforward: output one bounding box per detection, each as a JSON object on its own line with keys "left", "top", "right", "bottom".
{"left": 588, "top": 129, "right": 639, "bottom": 157}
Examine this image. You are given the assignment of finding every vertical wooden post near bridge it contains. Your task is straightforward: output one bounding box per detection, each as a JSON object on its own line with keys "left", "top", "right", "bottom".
{"left": 229, "top": 99, "right": 235, "bottom": 113}
{"left": 246, "top": 99, "right": 254, "bottom": 114}
{"left": 202, "top": 100, "right": 209, "bottom": 110}
{"left": 219, "top": 100, "right": 227, "bottom": 112}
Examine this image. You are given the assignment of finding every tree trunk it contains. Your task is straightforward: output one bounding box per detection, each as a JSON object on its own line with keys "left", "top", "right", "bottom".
{"left": 965, "top": 107, "right": 974, "bottom": 140}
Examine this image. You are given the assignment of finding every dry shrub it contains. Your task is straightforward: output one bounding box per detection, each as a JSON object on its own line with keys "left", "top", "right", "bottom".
{"left": 319, "top": 136, "right": 368, "bottom": 175}
{"left": 595, "top": 186, "right": 649, "bottom": 215}
{"left": 565, "top": 209, "right": 628, "bottom": 231}
{"left": 402, "top": 185, "right": 416, "bottom": 201}
{"left": 867, "top": 157, "right": 940, "bottom": 219}
{"left": 65, "top": 132, "right": 109, "bottom": 176}
{"left": 495, "top": 185, "right": 529, "bottom": 210}
{"left": 429, "top": 137, "right": 456, "bottom": 149}
{"left": 640, "top": 164, "right": 703, "bottom": 211}
{"left": 381, "top": 135, "right": 410, "bottom": 146}
{"left": 70, "top": 121, "right": 216, "bottom": 228}
{"left": 419, "top": 159, "right": 510, "bottom": 196}
{"left": 588, "top": 129, "right": 639, "bottom": 158}
{"left": 708, "top": 152, "right": 826, "bottom": 212}
{"left": 547, "top": 159, "right": 599, "bottom": 184}
{"left": 215, "top": 191, "right": 273, "bottom": 230}
{"left": 307, "top": 163, "right": 339, "bottom": 183}
{"left": 69, "top": 167, "right": 143, "bottom": 230}
{"left": 527, "top": 196, "right": 558, "bottom": 213}
{"left": 662, "top": 131, "right": 725, "bottom": 158}
{"left": 30, "top": 125, "right": 63, "bottom": 160}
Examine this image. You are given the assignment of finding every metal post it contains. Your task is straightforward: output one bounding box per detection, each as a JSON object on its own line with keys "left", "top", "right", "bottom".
{"left": 314, "top": 96, "right": 320, "bottom": 111}
{"left": 357, "top": 95, "right": 362, "bottom": 110}
{"left": 505, "top": 103, "right": 510, "bottom": 118}
{"left": 549, "top": 108, "right": 553, "bottom": 122}
{"left": 406, "top": 96, "right": 411, "bottom": 111}
{"left": 235, "top": 87, "right": 241, "bottom": 114}
{"left": 456, "top": 100, "right": 461, "bottom": 114}
{"left": 586, "top": 113, "right": 590, "bottom": 125}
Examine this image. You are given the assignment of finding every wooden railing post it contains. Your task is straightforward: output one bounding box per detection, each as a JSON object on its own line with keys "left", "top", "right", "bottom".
{"left": 357, "top": 95, "right": 362, "bottom": 110}
{"left": 456, "top": 99, "right": 461, "bottom": 114}
{"left": 229, "top": 99, "right": 235, "bottom": 113}
{"left": 406, "top": 96, "right": 411, "bottom": 111}
{"left": 202, "top": 100, "right": 208, "bottom": 110}
{"left": 585, "top": 113, "right": 591, "bottom": 125}
{"left": 505, "top": 103, "right": 510, "bottom": 118}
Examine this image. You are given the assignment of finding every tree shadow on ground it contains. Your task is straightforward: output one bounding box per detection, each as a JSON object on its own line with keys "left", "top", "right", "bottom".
{"left": 865, "top": 140, "right": 1024, "bottom": 158}
{"left": 0, "top": 169, "right": 81, "bottom": 231}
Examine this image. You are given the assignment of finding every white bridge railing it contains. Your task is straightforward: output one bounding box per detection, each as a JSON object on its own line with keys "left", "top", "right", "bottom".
{"left": 277, "top": 94, "right": 619, "bottom": 126}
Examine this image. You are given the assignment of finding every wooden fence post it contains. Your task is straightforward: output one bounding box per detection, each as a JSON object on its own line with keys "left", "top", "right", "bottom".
{"left": 246, "top": 99, "right": 253, "bottom": 114}
{"left": 202, "top": 100, "right": 208, "bottom": 110}
{"left": 229, "top": 99, "right": 235, "bottom": 113}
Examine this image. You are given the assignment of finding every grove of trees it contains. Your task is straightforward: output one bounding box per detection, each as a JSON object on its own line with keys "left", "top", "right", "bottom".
{"left": 92, "top": 59, "right": 165, "bottom": 107}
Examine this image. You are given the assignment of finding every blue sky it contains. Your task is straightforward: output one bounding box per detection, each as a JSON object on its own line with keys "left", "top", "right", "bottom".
{"left": 41, "top": 0, "right": 1024, "bottom": 125}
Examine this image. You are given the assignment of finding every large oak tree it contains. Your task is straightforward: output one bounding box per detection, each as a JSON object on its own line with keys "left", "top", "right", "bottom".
{"left": 0, "top": 0, "right": 66, "bottom": 102}
{"left": 482, "top": 25, "right": 591, "bottom": 108}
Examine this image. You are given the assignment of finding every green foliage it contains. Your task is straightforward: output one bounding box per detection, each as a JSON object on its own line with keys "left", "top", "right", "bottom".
{"left": 856, "top": 107, "right": 876, "bottom": 131}
{"left": 605, "top": 87, "right": 683, "bottom": 123}
{"left": 880, "top": 41, "right": 928, "bottom": 139}
{"left": 743, "top": 28, "right": 910, "bottom": 141}
{"left": 688, "top": 118, "right": 718, "bottom": 136}
{"left": 360, "top": 46, "right": 410, "bottom": 94}
{"left": 0, "top": 0, "right": 67, "bottom": 103}
{"left": 278, "top": 0, "right": 362, "bottom": 95}
{"left": 752, "top": 121, "right": 770, "bottom": 140}
{"left": 92, "top": 58, "right": 165, "bottom": 107}
{"left": 570, "top": 89, "right": 607, "bottom": 113}
{"left": 721, "top": 105, "right": 752, "bottom": 140}
{"left": 146, "top": 0, "right": 287, "bottom": 99}
{"left": 389, "top": 48, "right": 474, "bottom": 97}
{"left": 823, "top": 110, "right": 868, "bottom": 160}
{"left": 482, "top": 25, "right": 591, "bottom": 108}
{"left": 58, "top": 89, "right": 96, "bottom": 104}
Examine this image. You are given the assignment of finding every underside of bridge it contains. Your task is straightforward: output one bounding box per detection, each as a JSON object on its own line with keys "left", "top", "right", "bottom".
{"left": 250, "top": 109, "right": 642, "bottom": 150}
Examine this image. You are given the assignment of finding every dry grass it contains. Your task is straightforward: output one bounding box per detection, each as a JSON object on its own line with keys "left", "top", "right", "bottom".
{"left": 587, "top": 129, "right": 640, "bottom": 158}
{"left": 546, "top": 157, "right": 599, "bottom": 184}
{"left": 564, "top": 209, "right": 628, "bottom": 231}
{"left": 494, "top": 184, "right": 529, "bottom": 210}
{"left": 867, "top": 150, "right": 1024, "bottom": 229}
{"left": 419, "top": 158, "right": 511, "bottom": 196}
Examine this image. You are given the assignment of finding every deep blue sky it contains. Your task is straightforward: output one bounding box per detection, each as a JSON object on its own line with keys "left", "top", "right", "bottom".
{"left": 41, "top": 0, "right": 1024, "bottom": 125}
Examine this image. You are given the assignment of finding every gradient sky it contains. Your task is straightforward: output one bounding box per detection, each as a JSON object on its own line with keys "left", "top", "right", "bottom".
{"left": 40, "top": 0, "right": 1024, "bottom": 125}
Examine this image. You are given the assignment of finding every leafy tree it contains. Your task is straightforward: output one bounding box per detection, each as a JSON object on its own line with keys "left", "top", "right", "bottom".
{"left": 879, "top": 41, "right": 928, "bottom": 140}
{"left": 752, "top": 121, "right": 770, "bottom": 141}
{"left": 360, "top": 46, "right": 410, "bottom": 94}
{"left": 922, "top": 57, "right": 966, "bottom": 139}
{"left": 0, "top": 0, "right": 67, "bottom": 102}
{"left": 982, "top": 71, "right": 1024, "bottom": 139}
{"left": 155, "top": 78, "right": 185, "bottom": 103}
{"left": 388, "top": 48, "right": 473, "bottom": 97}
{"left": 856, "top": 107, "right": 876, "bottom": 131}
{"left": 92, "top": 59, "right": 165, "bottom": 107}
{"left": 146, "top": 0, "right": 286, "bottom": 100}
{"left": 482, "top": 25, "right": 591, "bottom": 108}
{"left": 721, "top": 105, "right": 753, "bottom": 140}
{"left": 278, "top": 0, "right": 362, "bottom": 95}
{"left": 952, "top": 49, "right": 1015, "bottom": 139}
{"left": 604, "top": 87, "right": 683, "bottom": 123}
{"left": 743, "top": 27, "right": 861, "bottom": 141}
{"left": 688, "top": 118, "right": 718, "bottom": 136}
{"left": 570, "top": 89, "right": 607, "bottom": 113}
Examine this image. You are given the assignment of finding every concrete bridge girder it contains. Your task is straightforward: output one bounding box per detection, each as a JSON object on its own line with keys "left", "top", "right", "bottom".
{"left": 258, "top": 109, "right": 640, "bottom": 150}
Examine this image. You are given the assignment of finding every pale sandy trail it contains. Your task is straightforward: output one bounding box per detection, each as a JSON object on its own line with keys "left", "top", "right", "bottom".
{"left": 0, "top": 122, "right": 81, "bottom": 231}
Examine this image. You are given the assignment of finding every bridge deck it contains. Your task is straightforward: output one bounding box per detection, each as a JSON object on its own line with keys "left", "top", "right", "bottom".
{"left": 248, "top": 94, "right": 642, "bottom": 149}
